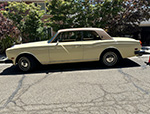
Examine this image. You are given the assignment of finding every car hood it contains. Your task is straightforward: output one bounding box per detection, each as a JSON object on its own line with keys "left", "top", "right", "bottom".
{"left": 9, "top": 40, "right": 48, "bottom": 50}
{"left": 113, "top": 37, "right": 139, "bottom": 43}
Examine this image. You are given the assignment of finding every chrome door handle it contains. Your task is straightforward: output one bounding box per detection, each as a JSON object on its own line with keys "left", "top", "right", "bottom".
{"left": 75, "top": 45, "right": 81, "bottom": 48}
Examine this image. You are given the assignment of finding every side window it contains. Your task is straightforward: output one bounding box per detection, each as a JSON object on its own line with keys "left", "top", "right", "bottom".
{"left": 52, "top": 31, "right": 82, "bottom": 42}
{"left": 83, "top": 31, "right": 100, "bottom": 41}
{"left": 75, "top": 31, "right": 82, "bottom": 41}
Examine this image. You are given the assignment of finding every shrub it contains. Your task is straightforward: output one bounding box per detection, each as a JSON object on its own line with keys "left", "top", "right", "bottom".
{"left": 0, "top": 12, "right": 20, "bottom": 53}
{"left": 2, "top": 2, "right": 45, "bottom": 43}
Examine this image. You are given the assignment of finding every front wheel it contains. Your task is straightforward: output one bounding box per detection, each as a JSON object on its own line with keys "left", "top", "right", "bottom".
{"left": 101, "top": 51, "right": 119, "bottom": 67}
{"left": 18, "top": 56, "right": 36, "bottom": 72}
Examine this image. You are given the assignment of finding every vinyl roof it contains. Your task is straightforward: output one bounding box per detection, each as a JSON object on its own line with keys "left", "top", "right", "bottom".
{"left": 58, "top": 28, "right": 104, "bottom": 33}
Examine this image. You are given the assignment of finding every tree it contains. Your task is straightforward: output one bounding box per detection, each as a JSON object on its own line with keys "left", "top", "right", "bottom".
{"left": 0, "top": 2, "right": 20, "bottom": 53}
{"left": 0, "top": 13, "right": 20, "bottom": 53}
{"left": 74, "top": 0, "right": 95, "bottom": 27}
{"left": 104, "top": 0, "right": 150, "bottom": 36}
{"left": 2, "top": 2, "right": 45, "bottom": 42}
{"left": 46, "top": 0, "right": 79, "bottom": 31}
{"left": 46, "top": 0, "right": 150, "bottom": 37}
{"left": 46, "top": 0, "right": 96, "bottom": 31}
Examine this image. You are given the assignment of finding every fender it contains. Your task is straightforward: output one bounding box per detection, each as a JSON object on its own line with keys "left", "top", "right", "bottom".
{"left": 100, "top": 46, "right": 123, "bottom": 59}
{"left": 15, "top": 52, "right": 40, "bottom": 65}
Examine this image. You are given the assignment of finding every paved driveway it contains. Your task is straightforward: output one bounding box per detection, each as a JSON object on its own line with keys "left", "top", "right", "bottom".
{"left": 0, "top": 55, "right": 150, "bottom": 114}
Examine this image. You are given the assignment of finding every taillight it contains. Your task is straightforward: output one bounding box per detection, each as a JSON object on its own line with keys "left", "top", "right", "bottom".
{"left": 11, "top": 57, "right": 14, "bottom": 60}
{"left": 135, "top": 48, "right": 138, "bottom": 50}
{"left": 139, "top": 41, "right": 142, "bottom": 46}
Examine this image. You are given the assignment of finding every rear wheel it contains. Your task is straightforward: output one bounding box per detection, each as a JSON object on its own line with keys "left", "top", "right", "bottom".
{"left": 18, "top": 56, "right": 36, "bottom": 72}
{"left": 101, "top": 51, "right": 119, "bottom": 67}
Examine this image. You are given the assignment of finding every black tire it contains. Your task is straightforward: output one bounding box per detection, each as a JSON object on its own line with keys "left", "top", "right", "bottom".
{"left": 18, "top": 56, "right": 36, "bottom": 72}
{"left": 101, "top": 51, "right": 119, "bottom": 67}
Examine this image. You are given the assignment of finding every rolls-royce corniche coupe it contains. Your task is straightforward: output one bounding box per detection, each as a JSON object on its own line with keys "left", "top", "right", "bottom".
{"left": 6, "top": 28, "right": 142, "bottom": 72}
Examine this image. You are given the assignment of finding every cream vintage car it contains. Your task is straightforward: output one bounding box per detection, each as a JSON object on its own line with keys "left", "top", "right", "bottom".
{"left": 5, "top": 28, "right": 142, "bottom": 72}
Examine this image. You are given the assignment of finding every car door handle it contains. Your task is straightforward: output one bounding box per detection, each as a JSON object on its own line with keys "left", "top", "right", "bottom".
{"left": 75, "top": 45, "right": 82, "bottom": 48}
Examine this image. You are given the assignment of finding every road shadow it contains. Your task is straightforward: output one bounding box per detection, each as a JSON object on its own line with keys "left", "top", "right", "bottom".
{"left": 0, "top": 59, "right": 140, "bottom": 75}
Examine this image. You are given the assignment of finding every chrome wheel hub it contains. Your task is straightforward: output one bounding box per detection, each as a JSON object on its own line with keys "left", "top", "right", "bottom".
{"left": 103, "top": 51, "right": 118, "bottom": 66}
{"left": 21, "top": 60, "right": 29, "bottom": 68}
{"left": 106, "top": 56, "right": 115, "bottom": 63}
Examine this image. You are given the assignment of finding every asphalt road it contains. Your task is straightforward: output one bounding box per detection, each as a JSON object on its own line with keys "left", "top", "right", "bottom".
{"left": 0, "top": 55, "right": 150, "bottom": 114}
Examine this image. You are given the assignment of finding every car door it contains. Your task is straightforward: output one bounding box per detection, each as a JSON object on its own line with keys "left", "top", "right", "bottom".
{"left": 82, "top": 30, "right": 103, "bottom": 61}
{"left": 49, "top": 31, "right": 83, "bottom": 63}
{"left": 82, "top": 30, "right": 115, "bottom": 61}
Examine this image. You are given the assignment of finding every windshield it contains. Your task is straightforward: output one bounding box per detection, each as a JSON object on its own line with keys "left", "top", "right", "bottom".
{"left": 48, "top": 32, "right": 58, "bottom": 43}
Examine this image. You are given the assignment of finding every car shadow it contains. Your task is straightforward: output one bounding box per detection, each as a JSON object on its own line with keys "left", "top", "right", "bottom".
{"left": 0, "top": 59, "right": 140, "bottom": 75}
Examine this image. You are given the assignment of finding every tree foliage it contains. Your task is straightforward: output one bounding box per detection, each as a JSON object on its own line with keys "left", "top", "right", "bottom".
{"left": 0, "top": 3, "right": 20, "bottom": 53}
{"left": 46, "top": 0, "right": 78, "bottom": 31}
{"left": 0, "top": 13, "right": 20, "bottom": 40}
{"left": 107, "top": 0, "right": 150, "bottom": 36}
{"left": 46, "top": 0, "right": 150, "bottom": 36}
{"left": 2, "top": 2, "right": 45, "bottom": 42}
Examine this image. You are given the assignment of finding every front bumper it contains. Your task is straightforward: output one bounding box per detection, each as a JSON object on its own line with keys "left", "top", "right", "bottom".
{"left": 135, "top": 50, "right": 150, "bottom": 56}
{"left": 0, "top": 57, "right": 13, "bottom": 63}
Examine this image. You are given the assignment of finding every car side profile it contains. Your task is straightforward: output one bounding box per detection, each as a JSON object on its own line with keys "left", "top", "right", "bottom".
{"left": 6, "top": 28, "right": 142, "bottom": 72}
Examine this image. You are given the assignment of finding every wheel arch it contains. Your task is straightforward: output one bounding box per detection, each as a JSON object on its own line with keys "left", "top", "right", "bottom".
{"left": 100, "top": 47, "right": 122, "bottom": 60}
{"left": 16, "top": 52, "right": 40, "bottom": 64}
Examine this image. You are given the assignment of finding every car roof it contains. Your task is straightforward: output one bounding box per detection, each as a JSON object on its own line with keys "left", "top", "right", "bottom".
{"left": 58, "top": 28, "right": 104, "bottom": 33}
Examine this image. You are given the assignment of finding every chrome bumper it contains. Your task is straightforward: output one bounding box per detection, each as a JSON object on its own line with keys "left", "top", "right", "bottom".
{"left": 0, "top": 57, "right": 13, "bottom": 63}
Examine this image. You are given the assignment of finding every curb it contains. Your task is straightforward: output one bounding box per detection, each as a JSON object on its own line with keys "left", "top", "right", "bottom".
{"left": 142, "top": 46, "right": 150, "bottom": 50}
{"left": 0, "top": 54, "right": 6, "bottom": 61}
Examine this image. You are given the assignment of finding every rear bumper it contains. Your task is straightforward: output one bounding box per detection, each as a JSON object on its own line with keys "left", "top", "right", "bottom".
{"left": 135, "top": 50, "right": 150, "bottom": 56}
{"left": 0, "top": 57, "right": 13, "bottom": 63}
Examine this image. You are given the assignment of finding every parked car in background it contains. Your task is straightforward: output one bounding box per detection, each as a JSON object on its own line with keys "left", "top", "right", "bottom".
{"left": 6, "top": 28, "right": 142, "bottom": 72}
